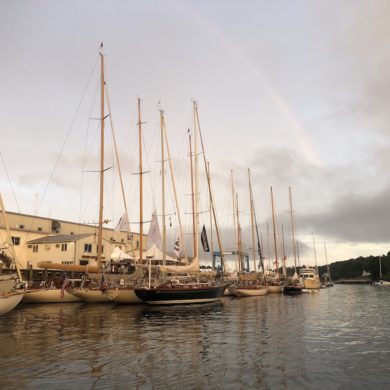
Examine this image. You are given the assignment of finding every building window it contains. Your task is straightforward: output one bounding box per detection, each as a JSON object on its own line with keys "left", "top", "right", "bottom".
{"left": 19, "top": 224, "right": 24, "bottom": 229}
{"left": 128, "top": 234, "right": 133, "bottom": 241}
{"left": 32, "top": 245, "right": 39, "bottom": 253}
{"left": 84, "top": 244, "right": 92, "bottom": 253}
{"left": 45, "top": 244, "right": 50, "bottom": 251}
{"left": 11, "top": 236, "right": 21, "bottom": 246}
{"left": 38, "top": 227, "right": 42, "bottom": 232}
{"left": 61, "top": 244, "right": 67, "bottom": 252}
{"left": 80, "top": 260, "right": 89, "bottom": 266}
{"left": 136, "top": 240, "right": 139, "bottom": 249}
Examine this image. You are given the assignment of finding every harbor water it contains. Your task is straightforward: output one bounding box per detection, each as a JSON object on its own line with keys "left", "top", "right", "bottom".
{"left": 1, "top": 285, "right": 389, "bottom": 389}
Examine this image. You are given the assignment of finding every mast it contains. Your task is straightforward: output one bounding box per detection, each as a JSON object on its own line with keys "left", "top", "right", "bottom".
{"left": 0, "top": 194, "right": 23, "bottom": 281}
{"left": 137, "top": 98, "right": 143, "bottom": 265}
{"left": 207, "top": 162, "right": 214, "bottom": 266}
{"left": 236, "top": 193, "right": 244, "bottom": 272}
{"left": 195, "top": 103, "right": 226, "bottom": 271}
{"left": 289, "top": 187, "right": 298, "bottom": 279}
{"left": 266, "top": 221, "right": 271, "bottom": 271}
{"left": 281, "top": 224, "right": 287, "bottom": 277}
{"left": 97, "top": 50, "right": 105, "bottom": 272}
{"left": 162, "top": 116, "right": 188, "bottom": 263}
{"left": 248, "top": 169, "right": 256, "bottom": 272}
{"left": 312, "top": 234, "right": 318, "bottom": 274}
{"left": 231, "top": 170, "right": 239, "bottom": 271}
{"left": 189, "top": 133, "right": 196, "bottom": 260}
{"left": 324, "top": 241, "right": 331, "bottom": 282}
{"left": 160, "top": 110, "right": 166, "bottom": 265}
{"left": 270, "top": 186, "right": 279, "bottom": 277}
{"left": 193, "top": 103, "right": 199, "bottom": 261}
{"left": 379, "top": 256, "right": 382, "bottom": 280}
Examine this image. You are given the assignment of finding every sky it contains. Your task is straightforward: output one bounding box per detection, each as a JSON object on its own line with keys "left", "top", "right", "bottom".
{"left": 1, "top": 0, "right": 390, "bottom": 268}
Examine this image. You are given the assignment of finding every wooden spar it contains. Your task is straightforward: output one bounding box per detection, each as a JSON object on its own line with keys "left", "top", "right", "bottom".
{"left": 104, "top": 83, "right": 135, "bottom": 259}
{"left": 38, "top": 262, "right": 99, "bottom": 273}
{"left": 324, "top": 241, "right": 331, "bottom": 281}
{"left": 189, "top": 133, "right": 196, "bottom": 261}
{"left": 193, "top": 101, "right": 199, "bottom": 261}
{"left": 270, "top": 186, "right": 279, "bottom": 276}
{"left": 160, "top": 110, "right": 166, "bottom": 265}
{"left": 162, "top": 115, "right": 188, "bottom": 264}
{"left": 289, "top": 187, "right": 297, "bottom": 276}
{"left": 236, "top": 193, "right": 243, "bottom": 272}
{"left": 137, "top": 98, "right": 143, "bottom": 265}
{"left": 312, "top": 234, "right": 318, "bottom": 274}
{"left": 266, "top": 221, "right": 271, "bottom": 270}
{"left": 248, "top": 169, "right": 256, "bottom": 272}
{"left": 207, "top": 162, "right": 214, "bottom": 265}
{"left": 97, "top": 51, "right": 105, "bottom": 273}
{"left": 281, "top": 224, "right": 287, "bottom": 277}
{"left": 0, "top": 194, "right": 23, "bottom": 281}
{"left": 231, "top": 170, "right": 238, "bottom": 271}
{"left": 194, "top": 104, "right": 226, "bottom": 271}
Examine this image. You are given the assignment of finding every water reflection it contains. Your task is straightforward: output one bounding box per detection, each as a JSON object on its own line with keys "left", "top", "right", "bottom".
{"left": 0, "top": 286, "right": 390, "bottom": 389}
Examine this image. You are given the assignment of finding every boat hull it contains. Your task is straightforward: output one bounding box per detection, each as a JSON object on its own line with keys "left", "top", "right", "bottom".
{"left": 268, "top": 285, "right": 284, "bottom": 293}
{"left": 230, "top": 286, "right": 268, "bottom": 297}
{"left": 283, "top": 286, "right": 303, "bottom": 295}
{"left": 303, "top": 279, "right": 321, "bottom": 289}
{"left": 68, "top": 288, "right": 112, "bottom": 303}
{"left": 0, "top": 291, "right": 24, "bottom": 315}
{"left": 134, "top": 285, "right": 225, "bottom": 305}
{"left": 107, "top": 288, "right": 143, "bottom": 304}
{"left": 22, "top": 289, "right": 81, "bottom": 303}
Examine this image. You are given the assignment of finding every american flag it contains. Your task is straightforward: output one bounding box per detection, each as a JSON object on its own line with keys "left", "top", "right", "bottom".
{"left": 60, "top": 274, "right": 70, "bottom": 301}
{"left": 100, "top": 275, "right": 108, "bottom": 292}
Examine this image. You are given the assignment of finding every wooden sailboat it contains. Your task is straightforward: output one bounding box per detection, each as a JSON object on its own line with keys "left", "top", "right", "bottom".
{"left": 229, "top": 169, "right": 268, "bottom": 297}
{"left": 68, "top": 47, "right": 112, "bottom": 303}
{"left": 134, "top": 102, "right": 226, "bottom": 305}
{"left": 0, "top": 193, "right": 24, "bottom": 315}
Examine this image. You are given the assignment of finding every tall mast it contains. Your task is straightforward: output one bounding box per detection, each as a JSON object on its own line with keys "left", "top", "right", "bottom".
{"left": 195, "top": 103, "right": 226, "bottom": 270}
{"left": 189, "top": 133, "right": 196, "bottom": 259}
{"left": 0, "top": 194, "right": 23, "bottom": 281}
{"left": 97, "top": 50, "right": 105, "bottom": 272}
{"left": 160, "top": 110, "right": 166, "bottom": 264}
{"left": 231, "top": 170, "right": 238, "bottom": 271}
{"left": 207, "top": 162, "right": 214, "bottom": 265}
{"left": 324, "top": 241, "right": 331, "bottom": 282}
{"left": 312, "top": 234, "right": 318, "bottom": 274}
{"left": 289, "top": 187, "right": 298, "bottom": 278}
{"left": 236, "top": 193, "right": 244, "bottom": 272}
{"left": 270, "top": 186, "right": 279, "bottom": 277}
{"left": 248, "top": 169, "right": 256, "bottom": 272}
{"left": 137, "top": 98, "right": 143, "bottom": 264}
{"left": 162, "top": 116, "right": 188, "bottom": 263}
{"left": 193, "top": 102, "right": 199, "bottom": 261}
{"left": 281, "top": 224, "right": 287, "bottom": 277}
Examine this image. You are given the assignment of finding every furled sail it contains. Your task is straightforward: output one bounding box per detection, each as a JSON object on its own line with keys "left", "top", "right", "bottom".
{"left": 158, "top": 256, "right": 199, "bottom": 274}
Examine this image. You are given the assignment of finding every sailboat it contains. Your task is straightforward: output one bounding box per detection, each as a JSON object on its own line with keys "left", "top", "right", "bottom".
{"left": 283, "top": 187, "right": 303, "bottom": 295}
{"left": 373, "top": 256, "right": 390, "bottom": 286}
{"left": 0, "top": 194, "right": 24, "bottom": 315}
{"left": 229, "top": 169, "right": 268, "bottom": 297}
{"left": 267, "top": 187, "right": 283, "bottom": 293}
{"left": 68, "top": 47, "right": 114, "bottom": 303}
{"left": 134, "top": 102, "right": 226, "bottom": 305}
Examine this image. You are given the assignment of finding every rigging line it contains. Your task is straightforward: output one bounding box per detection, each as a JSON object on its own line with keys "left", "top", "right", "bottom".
{"left": 79, "top": 78, "right": 100, "bottom": 232}
{"left": 0, "top": 152, "right": 21, "bottom": 213}
{"left": 36, "top": 54, "right": 99, "bottom": 215}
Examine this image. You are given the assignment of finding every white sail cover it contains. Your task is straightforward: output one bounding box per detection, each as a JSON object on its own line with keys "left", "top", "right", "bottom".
{"left": 111, "top": 246, "right": 133, "bottom": 261}
{"left": 145, "top": 244, "right": 175, "bottom": 261}
{"left": 147, "top": 210, "right": 161, "bottom": 249}
{"left": 158, "top": 256, "right": 200, "bottom": 274}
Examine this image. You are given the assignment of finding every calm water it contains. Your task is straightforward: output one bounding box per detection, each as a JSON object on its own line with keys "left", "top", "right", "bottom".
{"left": 1, "top": 285, "right": 389, "bottom": 389}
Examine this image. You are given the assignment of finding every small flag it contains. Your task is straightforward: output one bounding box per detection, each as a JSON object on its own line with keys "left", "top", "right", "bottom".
{"left": 60, "top": 274, "right": 70, "bottom": 301}
{"left": 100, "top": 275, "right": 108, "bottom": 292}
{"left": 174, "top": 236, "right": 180, "bottom": 258}
{"left": 201, "top": 225, "right": 209, "bottom": 252}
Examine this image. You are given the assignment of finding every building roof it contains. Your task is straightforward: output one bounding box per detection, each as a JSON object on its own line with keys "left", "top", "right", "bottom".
{"left": 27, "top": 233, "right": 94, "bottom": 244}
